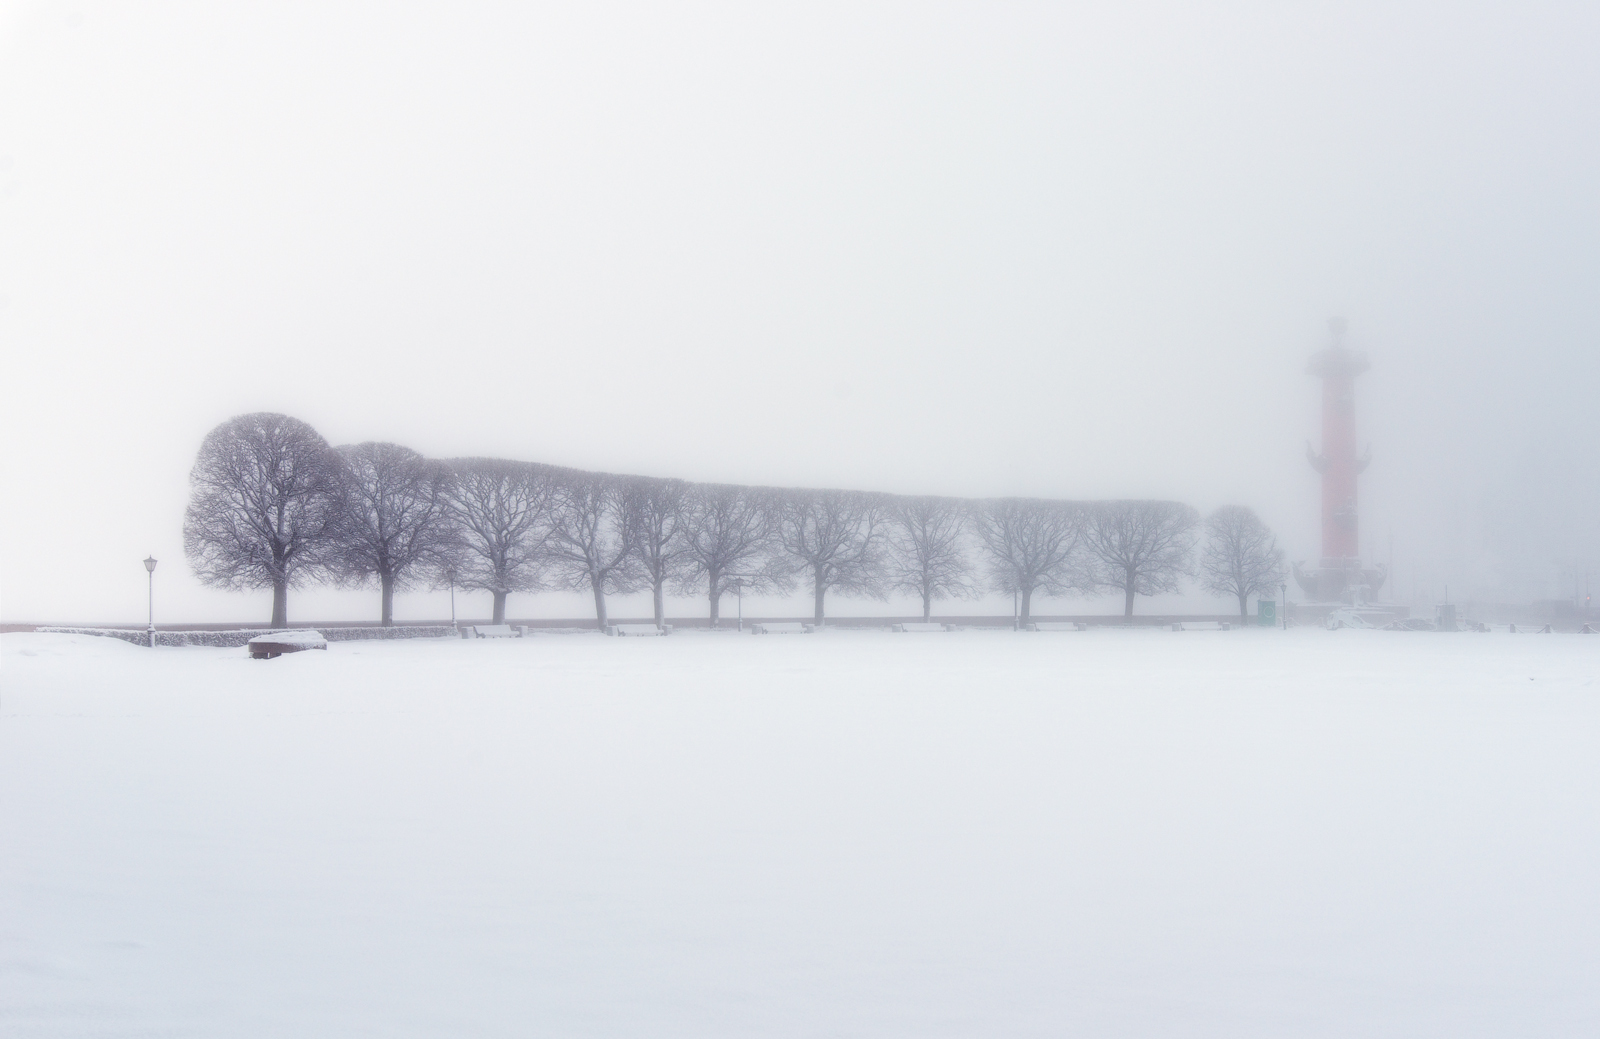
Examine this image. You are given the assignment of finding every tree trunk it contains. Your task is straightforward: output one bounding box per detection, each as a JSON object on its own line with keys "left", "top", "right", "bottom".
{"left": 271, "top": 578, "right": 288, "bottom": 628}
{"left": 492, "top": 590, "right": 508, "bottom": 625}
{"left": 922, "top": 588, "right": 932, "bottom": 622}
{"left": 653, "top": 579, "right": 665, "bottom": 628}
{"left": 708, "top": 567, "right": 721, "bottom": 628}
{"left": 1123, "top": 569, "right": 1136, "bottom": 621}
{"left": 1020, "top": 586, "right": 1033, "bottom": 626}
{"left": 813, "top": 574, "right": 826, "bottom": 626}
{"left": 1238, "top": 591, "right": 1249, "bottom": 623}
{"left": 592, "top": 578, "right": 608, "bottom": 629}
{"left": 380, "top": 573, "right": 395, "bottom": 627}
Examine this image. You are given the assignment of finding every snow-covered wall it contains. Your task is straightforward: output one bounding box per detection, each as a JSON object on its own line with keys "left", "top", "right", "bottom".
{"left": 36, "top": 626, "right": 459, "bottom": 648}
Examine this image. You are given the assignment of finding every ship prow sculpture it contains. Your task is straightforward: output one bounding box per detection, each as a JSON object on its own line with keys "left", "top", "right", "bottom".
{"left": 1293, "top": 318, "right": 1388, "bottom": 605}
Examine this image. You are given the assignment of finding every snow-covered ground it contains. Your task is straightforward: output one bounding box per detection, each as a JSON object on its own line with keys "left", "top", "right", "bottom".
{"left": 2, "top": 628, "right": 1597, "bottom": 1037}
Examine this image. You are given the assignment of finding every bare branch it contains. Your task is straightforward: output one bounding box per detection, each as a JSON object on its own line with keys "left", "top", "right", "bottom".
{"left": 677, "top": 483, "right": 784, "bottom": 627}
{"left": 1200, "top": 505, "right": 1285, "bottom": 622}
{"left": 1083, "top": 500, "right": 1200, "bottom": 619}
{"left": 625, "top": 475, "right": 693, "bottom": 627}
{"left": 435, "top": 457, "right": 561, "bottom": 624}
{"left": 774, "top": 488, "right": 891, "bottom": 624}
{"left": 183, "top": 412, "right": 344, "bottom": 627}
{"left": 969, "top": 498, "right": 1087, "bottom": 626}
{"left": 886, "top": 495, "right": 978, "bottom": 622}
{"left": 332, "top": 442, "right": 452, "bottom": 626}
{"left": 544, "top": 470, "right": 644, "bottom": 628}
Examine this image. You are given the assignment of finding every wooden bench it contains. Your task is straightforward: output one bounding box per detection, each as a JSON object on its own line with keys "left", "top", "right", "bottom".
{"left": 470, "top": 625, "right": 525, "bottom": 638}
{"left": 607, "top": 624, "right": 670, "bottom": 636}
{"left": 750, "top": 622, "right": 813, "bottom": 634}
{"left": 247, "top": 630, "right": 328, "bottom": 659}
{"left": 1026, "top": 622, "right": 1087, "bottom": 632}
{"left": 892, "top": 622, "right": 955, "bottom": 632}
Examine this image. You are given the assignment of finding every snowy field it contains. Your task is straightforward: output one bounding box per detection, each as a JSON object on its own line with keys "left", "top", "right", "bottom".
{"left": 2, "top": 628, "right": 1598, "bottom": 1038}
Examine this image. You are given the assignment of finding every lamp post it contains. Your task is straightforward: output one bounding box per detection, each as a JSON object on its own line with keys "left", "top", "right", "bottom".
{"left": 730, "top": 577, "right": 747, "bottom": 632}
{"left": 725, "top": 574, "right": 759, "bottom": 632}
{"left": 144, "top": 556, "right": 158, "bottom": 647}
{"left": 1280, "top": 580, "right": 1287, "bottom": 631}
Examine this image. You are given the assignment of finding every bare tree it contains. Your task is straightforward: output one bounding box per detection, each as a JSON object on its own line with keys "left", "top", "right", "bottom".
{"left": 184, "top": 412, "right": 344, "bottom": 628}
{"left": 970, "top": 497, "right": 1086, "bottom": 626}
{"left": 438, "top": 458, "right": 560, "bottom": 624}
{"left": 626, "top": 475, "right": 693, "bottom": 627}
{"left": 775, "top": 488, "right": 890, "bottom": 625}
{"left": 678, "top": 483, "right": 784, "bottom": 627}
{"left": 1084, "top": 500, "right": 1199, "bottom": 620}
{"left": 887, "top": 495, "right": 977, "bottom": 621}
{"left": 1200, "top": 505, "right": 1284, "bottom": 622}
{"left": 333, "top": 442, "right": 451, "bottom": 626}
{"left": 544, "top": 470, "right": 642, "bottom": 629}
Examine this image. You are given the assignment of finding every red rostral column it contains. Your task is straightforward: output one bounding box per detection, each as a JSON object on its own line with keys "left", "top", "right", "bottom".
{"left": 1297, "top": 317, "right": 1383, "bottom": 602}
{"left": 1307, "top": 317, "right": 1367, "bottom": 563}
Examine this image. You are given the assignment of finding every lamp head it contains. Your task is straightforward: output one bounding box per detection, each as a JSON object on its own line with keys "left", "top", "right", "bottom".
{"left": 144, "top": 556, "right": 158, "bottom": 573}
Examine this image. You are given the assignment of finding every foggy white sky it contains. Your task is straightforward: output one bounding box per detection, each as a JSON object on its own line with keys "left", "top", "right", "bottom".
{"left": 2, "top": 1, "right": 1596, "bottom": 624}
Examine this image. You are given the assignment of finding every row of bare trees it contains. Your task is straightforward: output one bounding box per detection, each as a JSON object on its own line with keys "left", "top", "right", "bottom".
{"left": 184, "top": 413, "right": 1284, "bottom": 627}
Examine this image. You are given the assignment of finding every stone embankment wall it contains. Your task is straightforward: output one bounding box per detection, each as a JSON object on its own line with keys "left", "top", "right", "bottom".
{"left": 36, "top": 626, "right": 459, "bottom": 648}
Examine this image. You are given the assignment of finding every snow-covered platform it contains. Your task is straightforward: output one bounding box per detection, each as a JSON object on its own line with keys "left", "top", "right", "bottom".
{"left": 4, "top": 627, "right": 1599, "bottom": 1036}
{"left": 245, "top": 629, "right": 327, "bottom": 658}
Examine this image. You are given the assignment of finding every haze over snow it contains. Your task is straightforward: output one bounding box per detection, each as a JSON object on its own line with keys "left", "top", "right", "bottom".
{"left": 1, "top": 2, "right": 1596, "bottom": 623}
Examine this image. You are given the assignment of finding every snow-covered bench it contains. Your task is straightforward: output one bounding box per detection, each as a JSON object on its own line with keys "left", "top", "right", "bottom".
{"left": 1173, "top": 621, "right": 1231, "bottom": 631}
{"left": 1026, "top": 622, "right": 1087, "bottom": 632}
{"left": 892, "top": 622, "right": 955, "bottom": 632}
{"left": 470, "top": 625, "right": 525, "bottom": 638}
{"left": 607, "top": 624, "right": 671, "bottom": 636}
{"left": 751, "top": 622, "right": 814, "bottom": 634}
{"left": 247, "top": 630, "right": 328, "bottom": 659}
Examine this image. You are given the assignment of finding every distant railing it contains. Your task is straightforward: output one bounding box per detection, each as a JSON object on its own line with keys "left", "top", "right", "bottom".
{"left": 34, "top": 625, "right": 458, "bottom": 648}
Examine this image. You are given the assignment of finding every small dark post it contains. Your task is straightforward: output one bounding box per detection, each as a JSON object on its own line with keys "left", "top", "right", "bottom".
{"left": 143, "top": 556, "right": 158, "bottom": 647}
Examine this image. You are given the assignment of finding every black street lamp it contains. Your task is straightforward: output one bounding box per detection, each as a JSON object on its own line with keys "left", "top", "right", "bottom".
{"left": 144, "top": 556, "right": 158, "bottom": 647}
{"left": 1280, "top": 580, "right": 1288, "bottom": 630}
{"left": 726, "top": 574, "right": 759, "bottom": 632}
{"left": 730, "top": 577, "right": 747, "bottom": 632}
